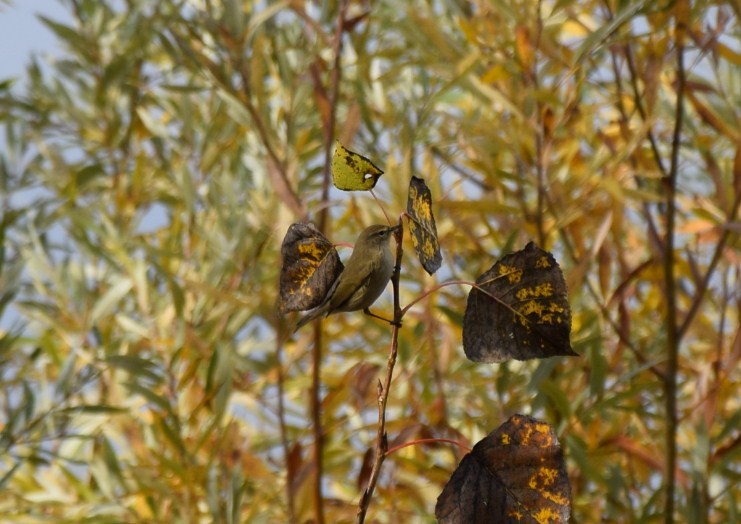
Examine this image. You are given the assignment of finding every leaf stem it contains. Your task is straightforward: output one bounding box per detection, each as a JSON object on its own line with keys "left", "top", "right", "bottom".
{"left": 400, "top": 279, "right": 475, "bottom": 316}
{"left": 385, "top": 438, "right": 472, "bottom": 456}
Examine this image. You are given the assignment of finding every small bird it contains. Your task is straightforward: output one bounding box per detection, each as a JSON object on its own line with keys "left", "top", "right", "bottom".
{"left": 295, "top": 224, "right": 400, "bottom": 331}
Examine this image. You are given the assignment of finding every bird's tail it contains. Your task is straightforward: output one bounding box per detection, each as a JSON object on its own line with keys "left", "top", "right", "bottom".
{"left": 293, "top": 303, "right": 329, "bottom": 332}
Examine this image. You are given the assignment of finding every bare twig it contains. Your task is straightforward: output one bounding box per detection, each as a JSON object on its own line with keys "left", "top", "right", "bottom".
{"left": 552, "top": 221, "right": 667, "bottom": 381}
{"left": 385, "top": 438, "right": 471, "bottom": 456}
{"left": 533, "top": 0, "right": 546, "bottom": 247}
{"left": 310, "top": 3, "right": 349, "bottom": 523}
{"left": 356, "top": 218, "right": 404, "bottom": 524}
{"left": 610, "top": 45, "right": 663, "bottom": 253}
{"left": 318, "top": 0, "right": 348, "bottom": 233}
{"left": 400, "top": 279, "right": 472, "bottom": 316}
{"left": 663, "top": 20, "right": 686, "bottom": 523}
{"left": 623, "top": 46, "right": 669, "bottom": 179}
{"left": 274, "top": 319, "right": 296, "bottom": 522}
{"left": 309, "top": 326, "right": 325, "bottom": 524}
{"left": 679, "top": 190, "right": 741, "bottom": 338}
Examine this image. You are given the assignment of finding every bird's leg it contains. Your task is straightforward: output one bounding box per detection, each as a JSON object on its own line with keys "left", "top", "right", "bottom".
{"left": 363, "top": 308, "right": 402, "bottom": 327}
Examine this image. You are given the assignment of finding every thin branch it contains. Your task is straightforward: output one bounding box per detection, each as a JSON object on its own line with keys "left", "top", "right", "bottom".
{"left": 318, "top": 0, "right": 348, "bottom": 232}
{"left": 663, "top": 24, "right": 686, "bottom": 523}
{"left": 356, "top": 218, "right": 404, "bottom": 524}
{"left": 588, "top": 269, "right": 667, "bottom": 381}
{"left": 400, "top": 279, "right": 473, "bottom": 316}
{"left": 309, "top": 325, "right": 325, "bottom": 524}
{"left": 274, "top": 319, "right": 296, "bottom": 522}
{"left": 235, "top": 64, "right": 306, "bottom": 220}
{"left": 310, "top": 3, "right": 349, "bottom": 523}
{"left": 430, "top": 146, "right": 493, "bottom": 191}
{"left": 609, "top": 45, "right": 663, "bottom": 253}
{"left": 386, "top": 438, "right": 471, "bottom": 456}
{"left": 545, "top": 191, "right": 668, "bottom": 381}
{"left": 624, "top": 45, "right": 669, "bottom": 179}
{"left": 534, "top": 0, "right": 547, "bottom": 247}
{"left": 596, "top": 1, "right": 676, "bottom": 382}
{"left": 679, "top": 190, "right": 741, "bottom": 338}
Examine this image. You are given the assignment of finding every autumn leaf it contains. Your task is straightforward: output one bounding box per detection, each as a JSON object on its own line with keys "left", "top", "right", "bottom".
{"left": 436, "top": 414, "right": 571, "bottom": 523}
{"left": 279, "top": 223, "right": 343, "bottom": 312}
{"left": 406, "top": 176, "right": 442, "bottom": 275}
{"left": 331, "top": 141, "right": 384, "bottom": 191}
{"left": 463, "top": 242, "right": 576, "bottom": 362}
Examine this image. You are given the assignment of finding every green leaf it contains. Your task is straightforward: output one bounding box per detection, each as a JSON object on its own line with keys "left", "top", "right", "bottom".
{"left": 91, "top": 277, "right": 133, "bottom": 323}
{"left": 56, "top": 405, "right": 128, "bottom": 415}
{"left": 125, "top": 381, "right": 172, "bottom": 413}
{"left": 106, "top": 355, "right": 164, "bottom": 384}
{"left": 574, "top": 1, "right": 649, "bottom": 64}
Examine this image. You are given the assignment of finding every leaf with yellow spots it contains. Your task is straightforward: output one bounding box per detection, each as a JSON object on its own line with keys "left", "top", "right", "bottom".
{"left": 463, "top": 242, "right": 576, "bottom": 362}
{"left": 331, "top": 141, "right": 384, "bottom": 191}
{"left": 279, "top": 223, "right": 343, "bottom": 312}
{"left": 436, "top": 414, "right": 571, "bottom": 524}
{"left": 406, "top": 176, "right": 442, "bottom": 275}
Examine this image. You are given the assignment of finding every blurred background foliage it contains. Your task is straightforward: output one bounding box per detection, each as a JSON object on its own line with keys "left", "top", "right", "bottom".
{"left": 0, "top": 0, "right": 739, "bottom": 522}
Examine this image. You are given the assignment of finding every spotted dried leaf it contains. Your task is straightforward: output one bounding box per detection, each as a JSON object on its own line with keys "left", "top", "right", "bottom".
{"left": 463, "top": 242, "right": 576, "bottom": 362}
{"left": 436, "top": 414, "right": 571, "bottom": 524}
{"left": 406, "top": 176, "right": 442, "bottom": 275}
{"left": 331, "top": 141, "right": 384, "bottom": 191}
{"left": 279, "top": 223, "right": 343, "bottom": 312}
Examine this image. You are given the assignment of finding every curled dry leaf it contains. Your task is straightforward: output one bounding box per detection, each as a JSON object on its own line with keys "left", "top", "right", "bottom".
{"left": 406, "top": 176, "right": 442, "bottom": 275}
{"left": 463, "top": 242, "right": 576, "bottom": 362}
{"left": 436, "top": 414, "right": 571, "bottom": 523}
{"left": 279, "top": 223, "right": 343, "bottom": 312}
{"left": 331, "top": 141, "right": 384, "bottom": 191}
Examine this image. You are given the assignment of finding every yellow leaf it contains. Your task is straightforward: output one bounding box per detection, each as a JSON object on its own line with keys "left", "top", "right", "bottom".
{"left": 406, "top": 176, "right": 442, "bottom": 275}
{"left": 480, "top": 64, "right": 508, "bottom": 84}
{"left": 331, "top": 141, "right": 384, "bottom": 191}
{"left": 718, "top": 42, "right": 741, "bottom": 66}
{"left": 279, "top": 223, "right": 343, "bottom": 312}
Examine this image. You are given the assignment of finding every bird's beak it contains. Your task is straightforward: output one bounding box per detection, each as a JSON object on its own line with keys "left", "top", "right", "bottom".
{"left": 388, "top": 224, "right": 402, "bottom": 233}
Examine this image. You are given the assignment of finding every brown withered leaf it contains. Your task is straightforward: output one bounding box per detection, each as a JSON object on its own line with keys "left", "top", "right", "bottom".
{"left": 463, "top": 242, "right": 576, "bottom": 362}
{"left": 406, "top": 176, "right": 442, "bottom": 275}
{"left": 436, "top": 414, "right": 571, "bottom": 524}
{"left": 357, "top": 447, "right": 374, "bottom": 494}
{"left": 279, "top": 223, "right": 343, "bottom": 312}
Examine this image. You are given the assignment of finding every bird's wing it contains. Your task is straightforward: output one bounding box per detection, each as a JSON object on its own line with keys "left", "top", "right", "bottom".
{"left": 328, "top": 255, "right": 376, "bottom": 311}
{"left": 294, "top": 269, "right": 344, "bottom": 331}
